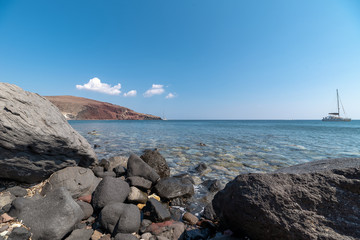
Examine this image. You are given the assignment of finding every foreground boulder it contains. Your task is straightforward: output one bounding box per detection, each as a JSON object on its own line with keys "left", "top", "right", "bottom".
{"left": 41, "top": 167, "right": 101, "bottom": 198}
{"left": 0, "top": 83, "right": 97, "bottom": 183}
{"left": 213, "top": 158, "right": 360, "bottom": 240}
{"left": 9, "top": 187, "right": 84, "bottom": 240}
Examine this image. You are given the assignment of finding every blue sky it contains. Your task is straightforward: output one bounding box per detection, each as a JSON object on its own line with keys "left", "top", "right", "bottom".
{"left": 0, "top": 0, "right": 360, "bottom": 119}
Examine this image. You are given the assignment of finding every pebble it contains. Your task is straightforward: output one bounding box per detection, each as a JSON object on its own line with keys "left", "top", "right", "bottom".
{"left": 183, "top": 212, "right": 199, "bottom": 225}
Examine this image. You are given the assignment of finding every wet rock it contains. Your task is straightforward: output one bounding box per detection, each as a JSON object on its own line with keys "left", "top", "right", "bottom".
{"left": 202, "top": 203, "right": 217, "bottom": 221}
{"left": 6, "top": 186, "right": 27, "bottom": 197}
{"left": 169, "top": 207, "right": 183, "bottom": 221}
{"left": 143, "top": 198, "right": 171, "bottom": 222}
{"left": 113, "top": 165, "right": 126, "bottom": 177}
{"left": 195, "top": 163, "right": 211, "bottom": 176}
{"left": 202, "top": 179, "right": 223, "bottom": 192}
{"left": 41, "top": 167, "right": 101, "bottom": 198}
{"left": 9, "top": 187, "right": 84, "bottom": 240}
{"left": 183, "top": 212, "right": 198, "bottom": 225}
{"left": 127, "top": 187, "right": 148, "bottom": 204}
{"left": 140, "top": 149, "right": 170, "bottom": 178}
{"left": 114, "top": 233, "right": 138, "bottom": 240}
{"left": 213, "top": 158, "right": 360, "bottom": 240}
{"left": 7, "top": 227, "right": 31, "bottom": 240}
{"left": 92, "top": 177, "right": 130, "bottom": 210}
{"left": 94, "top": 144, "right": 101, "bottom": 149}
{"left": 77, "top": 200, "right": 94, "bottom": 220}
{"left": 127, "top": 154, "right": 160, "bottom": 183}
{"left": 65, "top": 229, "right": 94, "bottom": 240}
{"left": 146, "top": 220, "right": 185, "bottom": 240}
{"left": 0, "top": 192, "right": 15, "bottom": 209}
{"left": 154, "top": 177, "right": 194, "bottom": 200}
{"left": 100, "top": 202, "right": 140, "bottom": 235}
{"left": 0, "top": 83, "right": 97, "bottom": 183}
{"left": 127, "top": 176, "right": 152, "bottom": 190}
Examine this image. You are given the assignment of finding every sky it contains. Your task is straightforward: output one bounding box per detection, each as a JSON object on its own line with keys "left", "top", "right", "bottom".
{"left": 0, "top": 0, "right": 360, "bottom": 119}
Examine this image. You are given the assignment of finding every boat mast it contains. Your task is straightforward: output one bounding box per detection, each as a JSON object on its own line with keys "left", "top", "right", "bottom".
{"left": 337, "top": 89, "right": 340, "bottom": 117}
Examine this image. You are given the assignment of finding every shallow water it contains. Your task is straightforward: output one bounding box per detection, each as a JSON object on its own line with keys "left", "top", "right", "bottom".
{"left": 70, "top": 120, "right": 360, "bottom": 183}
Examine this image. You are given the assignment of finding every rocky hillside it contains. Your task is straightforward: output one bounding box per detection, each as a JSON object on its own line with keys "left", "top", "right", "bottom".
{"left": 44, "top": 96, "right": 161, "bottom": 120}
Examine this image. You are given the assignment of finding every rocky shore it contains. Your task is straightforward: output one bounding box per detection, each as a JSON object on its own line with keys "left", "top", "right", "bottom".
{"left": 0, "top": 82, "right": 359, "bottom": 240}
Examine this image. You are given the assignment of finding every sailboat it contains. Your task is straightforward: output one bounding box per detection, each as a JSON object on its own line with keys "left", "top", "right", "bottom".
{"left": 322, "top": 89, "right": 351, "bottom": 122}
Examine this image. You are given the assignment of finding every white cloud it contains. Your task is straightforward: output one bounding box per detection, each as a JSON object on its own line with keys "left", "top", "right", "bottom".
{"left": 165, "top": 93, "right": 175, "bottom": 99}
{"left": 76, "top": 77, "right": 121, "bottom": 95}
{"left": 143, "top": 84, "right": 165, "bottom": 97}
{"left": 124, "top": 90, "right": 137, "bottom": 97}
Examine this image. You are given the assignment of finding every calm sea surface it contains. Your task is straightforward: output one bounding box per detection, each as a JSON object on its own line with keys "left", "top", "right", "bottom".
{"left": 70, "top": 120, "right": 360, "bottom": 182}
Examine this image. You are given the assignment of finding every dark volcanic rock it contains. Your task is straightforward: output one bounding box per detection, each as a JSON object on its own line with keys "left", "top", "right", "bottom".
{"left": 143, "top": 198, "right": 171, "bottom": 222}
{"left": 213, "top": 158, "right": 360, "bottom": 240}
{"left": 65, "top": 229, "right": 94, "bottom": 240}
{"left": 202, "top": 179, "right": 223, "bottom": 193}
{"left": 6, "top": 186, "right": 27, "bottom": 197}
{"left": 100, "top": 202, "right": 140, "bottom": 235}
{"left": 127, "top": 176, "right": 152, "bottom": 190}
{"left": 140, "top": 149, "right": 170, "bottom": 178}
{"left": 76, "top": 200, "right": 94, "bottom": 220}
{"left": 92, "top": 177, "right": 130, "bottom": 210}
{"left": 41, "top": 167, "right": 101, "bottom": 198}
{"left": 113, "top": 165, "right": 126, "bottom": 177}
{"left": 154, "top": 177, "right": 194, "bottom": 200}
{"left": 0, "top": 83, "right": 97, "bottom": 183}
{"left": 127, "top": 154, "right": 160, "bottom": 183}
{"left": 7, "top": 227, "right": 31, "bottom": 240}
{"left": 195, "top": 163, "right": 211, "bottom": 176}
{"left": 9, "top": 187, "right": 84, "bottom": 240}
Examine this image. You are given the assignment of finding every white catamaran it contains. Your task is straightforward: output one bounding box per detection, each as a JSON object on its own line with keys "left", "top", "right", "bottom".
{"left": 322, "top": 89, "right": 351, "bottom": 122}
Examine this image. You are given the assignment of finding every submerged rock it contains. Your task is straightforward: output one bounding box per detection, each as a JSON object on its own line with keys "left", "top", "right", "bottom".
{"left": 0, "top": 83, "right": 97, "bottom": 183}
{"left": 213, "top": 158, "right": 360, "bottom": 240}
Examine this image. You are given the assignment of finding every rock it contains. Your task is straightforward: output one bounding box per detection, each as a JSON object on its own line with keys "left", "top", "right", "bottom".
{"left": 7, "top": 227, "right": 31, "bottom": 240}
{"left": 92, "top": 177, "right": 130, "bottom": 210}
{"left": 113, "top": 165, "right": 126, "bottom": 177}
{"left": 96, "top": 171, "right": 117, "bottom": 178}
{"left": 213, "top": 158, "right": 360, "bottom": 240}
{"left": 91, "top": 230, "right": 103, "bottom": 240}
{"left": 114, "top": 233, "right": 138, "bottom": 240}
{"left": 92, "top": 166, "right": 105, "bottom": 178}
{"left": 6, "top": 186, "right": 27, "bottom": 197}
{"left": 65, "top": 229, "right": 94, "bottom": 240}
{"left": 99, "top": 235, "right": 111, "bottom": 240}
{"left": 41, "top": 167, "right": 101, "bottom": 198}
{"left": 100, "top": 202, "right": 140, "bottom": 235}
{"left": 154, "top": 177, "right": 194, "bottom": 200}
{"left": 141, "top": 232, "right": 153, "bottom": 240}
{"left": 201, "top": 179, "right": 223, "bottom": 192}
{"left": 0, "top": 83, "right": 97, "bottom": 183}
{"left": 78, "top": 194, "right": 92, "bottom": 203}
{"left": 182, "top": 212, "right": 198, "bottom": 225}
{"left": 9, "top": 187, "right": 83, "bottom": 240}
{"left": 0, "top": 192, "right": 15, "bottom": 209}
{"left": 184, "top": 227, "right": 211, "bottom": 240}
{"left": 202, "top": 203, "right": 217, "bottom": 221}
{"left": 139, "top": 219, "right": 152, "bottom": 234}
{"left": 146, "top": 220, "right": 185, "bottom": 240}
{"left": 127, "top": 187, "right": 148, "bottom": 204}
{"left": 2, "top": 204, "right": 11, "bottom": 213}
{"left": 127, "top": 176, "right": 152, "bottom": 190}
{"left": 0, "top": 213, "right": 14, "bottom": 223}
{"left": 127, "top": 154, "right": 160, "bottom": 183}
{"left": 77, "top": 200, "right": 94, "bottom": 220}
{"left": 169, "top": 207, "right": 183, "bottom": 222}
{"left": 143, "top": 198, "right": 171, "bottom": 222}
{"left": 140, "top": 149, "right": 170, "bottom": 178}
{"left": 195, "top": 163, "right": 211, "bottom": 176}
{"left": 107, "top": 156, "right": 128, "bottom": 170}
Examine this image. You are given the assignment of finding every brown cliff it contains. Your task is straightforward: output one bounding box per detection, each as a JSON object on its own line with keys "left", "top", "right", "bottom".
{"left": 44, "top": 96, "right": 161, "bottom": 120}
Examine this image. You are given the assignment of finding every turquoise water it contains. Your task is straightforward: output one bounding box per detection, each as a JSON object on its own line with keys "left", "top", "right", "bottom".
{"left": 70, "top": 120, "right": 360, "bottom": 182}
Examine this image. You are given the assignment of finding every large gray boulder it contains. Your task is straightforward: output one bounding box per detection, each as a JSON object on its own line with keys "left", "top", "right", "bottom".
{"left": 140, "top": 149, "right": 170, "bottom": 178}
{"left": 92, "top": 177, "right": 130, "bottom": 210}
{"left": 154, "top": 177, "right": 194, "bottom": 200}
{"left": 127, "top": 154, "right": 160, "bottom": 183}
{"left": 0, "top": 83, "right": 97, "bottom": 183}
{"left": 213, "top": 158, "right": 360, "bottom": 240}
{"left": 41, "top": 166, "right": 101, "bottom": 198}
{"left": 100, "top": 202, "right": 140, "bottom": 235}
{"left": 9, "top": 187, "right": 84, "bottom": 240}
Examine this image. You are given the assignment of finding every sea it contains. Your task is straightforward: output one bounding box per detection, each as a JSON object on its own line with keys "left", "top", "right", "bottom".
{"left": 70, "top": 120, "right": 360, "bottom": 184}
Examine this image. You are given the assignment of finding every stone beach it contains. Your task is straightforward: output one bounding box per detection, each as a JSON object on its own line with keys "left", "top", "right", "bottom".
{"left": 0, "top": 83, "right": 360, "bottom": 240}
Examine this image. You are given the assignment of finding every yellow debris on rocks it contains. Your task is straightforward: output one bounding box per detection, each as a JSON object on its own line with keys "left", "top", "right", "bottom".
{"left": 26, "top": 180, "right": 48, "bottom": 197}
{"left": 137, "top": 193, "right": 161, "bottom": 210}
